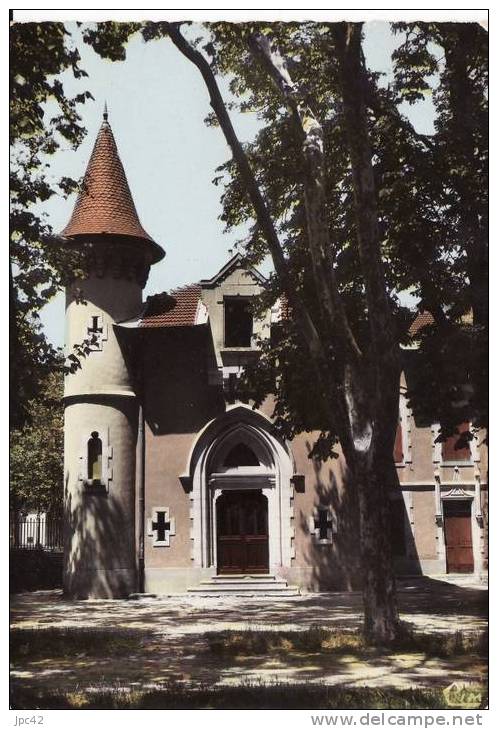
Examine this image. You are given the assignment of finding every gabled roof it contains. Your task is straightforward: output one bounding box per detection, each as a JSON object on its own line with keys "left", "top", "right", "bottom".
{"left": 140, "top": 284, "right": 206, "bottom": 328}
{"left": 60, "top": 111, "right": 164, "bottom": 263}
{"left": 200, "top": 252, "right": 267, "bottom": 288}
{"left": 120, "top": 254, "right": 269, "bottom": 331}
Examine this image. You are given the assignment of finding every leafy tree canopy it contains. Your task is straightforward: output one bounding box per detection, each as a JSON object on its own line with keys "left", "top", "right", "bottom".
{"left": 80, "top": 20, "right": 488, "bottom": 448}
{"left": 10, "top": 21, "right": 92, "bottom": 428}
{"left": 10, "top": 370, "right": 64, "bottom": 514}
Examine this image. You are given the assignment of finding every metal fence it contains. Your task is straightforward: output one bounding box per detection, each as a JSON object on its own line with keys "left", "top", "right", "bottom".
{"left": 9, "top": 513, "right": 63, "bottom": 551}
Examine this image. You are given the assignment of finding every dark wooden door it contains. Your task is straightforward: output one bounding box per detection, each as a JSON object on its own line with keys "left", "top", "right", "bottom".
{"left": 444, "top": 500, "right": 474, "bottom": 573}
{"left": 216, "top": 490, "right": 269, "bottom": 574}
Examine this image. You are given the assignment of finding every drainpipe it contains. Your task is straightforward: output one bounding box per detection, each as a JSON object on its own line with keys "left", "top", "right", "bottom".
{"left": 137, "top": 333, "right": 146, "bottom": 593}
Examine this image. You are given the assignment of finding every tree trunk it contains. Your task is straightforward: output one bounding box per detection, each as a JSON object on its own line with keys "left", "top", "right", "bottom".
{"left": 168, "top": 22, "right": 401, "bottom": 645}
{"left": 332, "top": 23, "right": 402, "bottom": 643}
{"left": 354, "top": 449, "right": 400, "bottom": 643}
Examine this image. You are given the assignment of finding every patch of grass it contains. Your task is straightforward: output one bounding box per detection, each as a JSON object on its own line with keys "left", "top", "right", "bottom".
{"left": 10, "top": 682, "right": 460, "bottom": 710}
{"left": 207, "top": 626, "right": 488, "bottom": 659}
{"left": 392, "top": 625, "right": 488, "bottom": 659}
{"left": 207, "top": 626, "right": 364, "bottom": 657}
{"left": 10, "top": 627, "right": 146, "bottom": 661}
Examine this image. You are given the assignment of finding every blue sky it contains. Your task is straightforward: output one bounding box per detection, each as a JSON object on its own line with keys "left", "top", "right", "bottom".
{"left": 38, "top": 22, "right": 436, "bottom": 347}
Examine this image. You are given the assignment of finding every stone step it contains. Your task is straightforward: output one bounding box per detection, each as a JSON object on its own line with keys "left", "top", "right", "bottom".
{"left": 211, "top": 573, "right": 281, "bottom": 581}
{"left": 187, "top": 587, "right": 300, "bottom": 597}
{"left": 207, "top": 576, "right": 287, "bottom": 586}
{"left": 188, "top": 573, "right": 300, "bottom": 597}
{"left": 431, "top": 573, "right": 488, "bottom": 587}
{"left": 198, "top": 584, "right": 290, "bottom": 590}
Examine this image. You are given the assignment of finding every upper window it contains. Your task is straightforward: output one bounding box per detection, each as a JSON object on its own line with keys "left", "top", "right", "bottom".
{"left": 223, "top": 443, "right": 260, "bottom": 468}
{"left": 224, "top": 298, "right": 253, "bottom": 347}
{"left": 442, "top": 422, "right": 471, "bottom": 462}
{"left": 87, "top": 431, "right": 103, "bottom": 481}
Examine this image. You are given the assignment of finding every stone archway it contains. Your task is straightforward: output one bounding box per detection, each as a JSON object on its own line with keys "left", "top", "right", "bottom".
{"left": 184, "top": 405, "right": 295, "bottom": 575}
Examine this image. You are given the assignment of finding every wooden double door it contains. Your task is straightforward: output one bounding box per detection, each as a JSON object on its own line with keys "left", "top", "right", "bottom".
{"left": 216, "top": 490, "right": 269, "bottom": 574}
{"left": 443, "top": 500, "right": 474, "bottom": 574}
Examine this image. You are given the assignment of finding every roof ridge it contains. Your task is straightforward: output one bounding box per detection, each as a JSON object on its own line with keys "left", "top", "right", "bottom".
{"left": 171, "top": 282, "right": 201, "bottom": 291}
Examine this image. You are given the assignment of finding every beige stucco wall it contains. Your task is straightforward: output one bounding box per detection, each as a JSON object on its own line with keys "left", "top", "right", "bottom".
{"left": 65, "top": 275, "right": 143, "bottom": 398}
{"left": 144, "top": 429, "right": 194, "bottom": 568}
{"left": 400, "top": 424, "right": 436, "bottom": 484}
{"left": 289, "top": 433, "right": 360, "bottom": 590}
{"left": 63, "top": 264, "right": 143, "bottom": 598}
{"left": 63, "top": 398, "right": 138, "bottom": 598}
{"left": 411, "top": 489, "right": 437, "bottom": 560}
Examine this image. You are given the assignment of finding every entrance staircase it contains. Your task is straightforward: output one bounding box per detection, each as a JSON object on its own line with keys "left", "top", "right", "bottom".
{"left": 430, "top": 573, "right": 488, "bottom": 587}
{"left": 187, "top": 573, "right": 300, "bottom": 597}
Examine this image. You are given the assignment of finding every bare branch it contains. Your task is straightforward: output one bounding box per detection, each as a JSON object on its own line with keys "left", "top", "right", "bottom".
{"left": 165, "top": 23, "right": 356, "bottom": 449}
{"left": 248, "top": 32, "right": 362, "bottom": 361}
{"left": 330, "top": 24, "right": 398, "bottom": 359}
{"left": 165, "top": 24, "right": 325, "bottom": 348}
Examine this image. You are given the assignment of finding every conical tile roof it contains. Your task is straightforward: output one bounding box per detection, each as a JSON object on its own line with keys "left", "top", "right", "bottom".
{"left": 60, "top": 112, "right": 164, "bottom": 262}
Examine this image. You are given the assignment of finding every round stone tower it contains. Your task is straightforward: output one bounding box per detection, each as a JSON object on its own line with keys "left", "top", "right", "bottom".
{"left": 60, "top": 109, "right": 164, "bottom": 598}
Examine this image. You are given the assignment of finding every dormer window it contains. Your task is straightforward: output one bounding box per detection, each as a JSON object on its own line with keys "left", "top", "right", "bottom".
{"left": 224, "top": 297, "right": 253, "bottom": 347}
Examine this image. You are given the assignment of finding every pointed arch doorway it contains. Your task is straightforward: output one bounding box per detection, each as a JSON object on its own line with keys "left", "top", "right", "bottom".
{"left": 185, "top": 405, "right": 294, "bottom": 576}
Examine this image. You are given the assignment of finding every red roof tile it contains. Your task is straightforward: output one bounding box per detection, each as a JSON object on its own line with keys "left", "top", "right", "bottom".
{"left": 141, "top": 284, "right": 202, "bottom": 328}
{"left": 61, "top": 115, "right": 164, "bottom": 262}
{"left": 408, "top": 311, "right": 435, "bottom": 337}
{"left": 280, "top": 293, "right": 291, "bottom": 320}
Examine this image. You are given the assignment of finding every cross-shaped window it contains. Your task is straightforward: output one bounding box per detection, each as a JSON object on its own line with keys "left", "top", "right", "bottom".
{"left": 89, "top": 315, "right": 102, "bottom": 335}
{"left": 308, "top": 507, "right": 336, "bottom": 544}
{"left": 152, "top": 511, "right": 170, "bottom": 541}
{"left": 147, "top": 507, "right": 176, "bottom": 547}
{"left": 315, "top": 509, "right": 333, "bottom": 541}
{"left": 87, "top": 314, "right": 107, "bottom": 351}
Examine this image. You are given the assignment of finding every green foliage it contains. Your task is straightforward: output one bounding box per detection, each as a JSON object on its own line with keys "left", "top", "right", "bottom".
{"left": 405, "top": 322, "right": 487, "bottom": 439}
{"left": 204, "top": 21, "right": 488, "bottom": 440}
{"left": 392, "top": 23, "right": 488, "bottom": 430}
{"left": 10, "top": 21, "right": 487, "bottom": 447}
{"left": 10, "top": 371, "right": 64, "bottom": 514}
{"left": 10, "top": 22, "right": 92, "bottom": 428}
{"left": 81, "top": 21, "right": 141, "bottom": 60}
{"left": 84, "top": 20, "right": 488, "bottom": 449}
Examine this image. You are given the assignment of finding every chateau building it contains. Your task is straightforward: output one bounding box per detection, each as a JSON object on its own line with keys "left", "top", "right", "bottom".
{"left": 60, "top": 113, "right": 488, "bottom": 598}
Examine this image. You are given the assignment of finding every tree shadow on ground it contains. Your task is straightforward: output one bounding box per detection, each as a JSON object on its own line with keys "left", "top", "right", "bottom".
{"left": 10, "top": 623, "right": 487, "bottom": 697}
{"left": 10, "top": 580, "right": 488, "bottom": 698}
{"left": 10, "top": 577, "right": 487, "bottom": 634}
